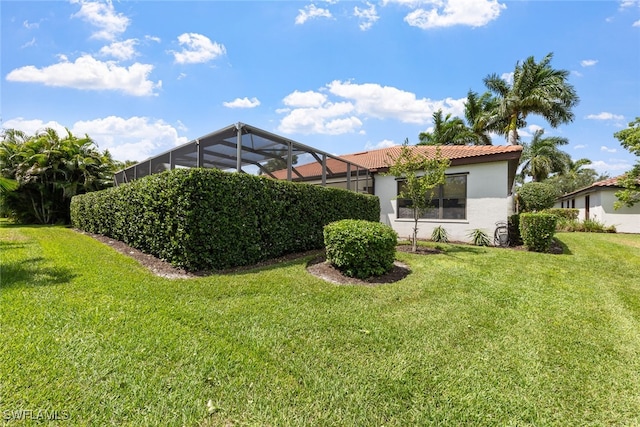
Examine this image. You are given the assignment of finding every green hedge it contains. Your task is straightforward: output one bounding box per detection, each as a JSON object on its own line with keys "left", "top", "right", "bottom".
{"left": 71, "top": 168, "right": 380, "bottom": 271}
{"left": 324, "top": 219, "right": 397, "bottom": 279}
{"left": 542, "top": 208, "right": 579, "bottom": 221}
{"left": 516, "top": 182, "right": 557, "bottom": 212}
{"left": 519, "top": 212, "right": 557, "bottom": 252}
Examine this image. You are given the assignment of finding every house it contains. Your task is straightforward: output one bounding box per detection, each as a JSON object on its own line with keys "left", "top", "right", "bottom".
{"left": 116, "top": 123, "right": 524, "bottom": 243}
{"left": 555, "top": 177, "right": 640, "bottom": 233}
{"left": 273, "top": 145, "right": 523, "bottom": 243}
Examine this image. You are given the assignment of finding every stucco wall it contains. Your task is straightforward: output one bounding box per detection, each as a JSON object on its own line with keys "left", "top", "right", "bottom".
{"left": 376, "top": 161, "right": 513, "bottom": 243}
{"left": 555, "top": 189, "right": 640, "bottom": 233}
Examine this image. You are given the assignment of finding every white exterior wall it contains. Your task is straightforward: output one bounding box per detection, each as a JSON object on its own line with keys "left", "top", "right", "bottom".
{"left": 555, "top": 189, "right": 640, "bottom": 233}
{"left": 376, "top": 161, "right": 513, "bottom": 243}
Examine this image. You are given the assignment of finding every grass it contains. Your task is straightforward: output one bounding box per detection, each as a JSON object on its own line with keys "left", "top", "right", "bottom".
{"left": 1, "top": 223, "right": 640, "bottom": 426}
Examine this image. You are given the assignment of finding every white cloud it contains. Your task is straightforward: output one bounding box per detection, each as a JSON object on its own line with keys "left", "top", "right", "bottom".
{"left": 278, "top": 101, "right": 361, "bottom": 135}
{"left": 1, "top": 118, "right": 68, "bottom": 136}
{"left": 6, "top": 54, "right": 161, "bottom": 96}
{"left": 381, "top": 0, "right": 425, "bottom": 6}
{"left": 278, "top": 80, "right": 465, "bottom": 135}
{"left": 99, "top": 39, "right": 138, "bottom": 60}
{"left": 591, "top": 159, "right": 633, "bottom": 174}
{"left": 327, "top": 80, "right": 464, "bottom": 124}
{"left": 601, "top": 146, "right": 618, "bottom": 153}
{"left": 586, "top": 112, "right": 625, "bottom": 121}
{"left": 404, "top": 0, "right": 506, "bottom": 29}
{"left": 21, "top": 38, "right": 37, "bottom": 49}
{"left": 23, "top": 20, "right": 39, "bottom": 30}
{"left": 1, "top": 116, "right": 188, "bottom": 162}
{"left": 574, "top": 144, "right": 586, "bottom": 150}
{"left": 145, "top": 35, "right": 161, "bottom": 43}
{"left": 171, "top": 33, "right": 226, "bottom": 64}
{"left": 501, "top": 71, "right": 514, "bottom": 84}
{"left": 72, "top": 116, "right": 188, "bottom": 161}
{"left": 71, "top": 0, "right": 130, "bottom": 41}
{"left": 580, "top": 59, "right": 598, "bottom": 67}
{"left": 620, "top": 0, "right": 639, "bottom": 9}
{"left": 283, "top": 90, "right": 328, "bottom": 107}
{"left": 633, "top": 19, "right": 640, "bottom": 27}
{"left": 354, "top": 2, "right": 379, "bottom": 31}
{"left": 295, "top": 4, "right": 333, "bottom": 25}
{"left": 365, "top": 139, "right": 396, "bottom": 150}
{"left": 223, "top": 97, "right": 261, "bottom": 108}
{"left": 519, "top": 124, "right": 544, "bottom": 138}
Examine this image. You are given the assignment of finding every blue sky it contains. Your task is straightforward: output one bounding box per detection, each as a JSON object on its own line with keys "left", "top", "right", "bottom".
{"left": 2, "top": 0, "right": 639, "bottom": 176}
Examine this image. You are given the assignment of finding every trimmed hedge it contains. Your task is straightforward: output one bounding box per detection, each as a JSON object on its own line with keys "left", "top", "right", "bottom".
{"left": 519, "top": 212, "right": 557, "bottom": 252}
{"left": 517, "top": 182, "right": 557, "bottom": 212}
{"left": 71, "top": 168, "right": 379, "bottom": 271}
{"left": 542, "top": 208, "right": 579, "bottom": 221}
{"left": 324, "top": 219, "right": 397, "bottom": 279}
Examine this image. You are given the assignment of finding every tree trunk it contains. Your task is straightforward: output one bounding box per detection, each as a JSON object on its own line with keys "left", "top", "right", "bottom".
{"left": 412, "top": 209, "right": 419, "bottom": 252}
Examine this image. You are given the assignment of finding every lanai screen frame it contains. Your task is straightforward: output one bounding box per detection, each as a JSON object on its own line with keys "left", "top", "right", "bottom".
{"left": 113, "top": 122, "right": 370, "bottom": 192}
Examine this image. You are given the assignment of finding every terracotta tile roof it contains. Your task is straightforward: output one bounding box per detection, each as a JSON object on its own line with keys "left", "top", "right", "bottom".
{"left": 589, "top": 176, "right": 623, "bottom": 188}
{"left": 340, "top": 144, "right": 523, "bottom": 171}
{"left": 558, "top": 175, "right": 637, "bottom": 199}
{"left": 270, "top": 144, "right": 523, "bottom": 180}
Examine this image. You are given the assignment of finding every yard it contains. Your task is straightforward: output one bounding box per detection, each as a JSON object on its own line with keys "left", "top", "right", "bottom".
{"left": 1, "top": 224, "right": 639, "bottom": 426}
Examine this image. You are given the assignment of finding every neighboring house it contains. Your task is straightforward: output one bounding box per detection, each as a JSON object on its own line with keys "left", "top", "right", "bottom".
{"left": 273, "top": 145, "right": 523, "bottom": 243}
{"left": 555, "top": 177, "right": 640, "bottom": 234}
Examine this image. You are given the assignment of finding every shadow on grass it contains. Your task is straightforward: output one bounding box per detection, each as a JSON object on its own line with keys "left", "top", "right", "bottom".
{"left": 0, "top": 257, "right": 77, "bottom": 289}
{"left": 216, "top": 250, "right": 324, "bottom": 277}
{"left": 0, "top": 240, "right": 34, "bottom": 252}
{"left": 553, "top": 237, "right": 573, "bottom": 255}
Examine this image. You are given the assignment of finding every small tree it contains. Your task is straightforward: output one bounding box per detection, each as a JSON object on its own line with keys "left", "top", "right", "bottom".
{"left": 613, "top": 117, "right": 640, "bottom": 208}
{"left": 386, "top": 140, "right": 450, "bottom": 252}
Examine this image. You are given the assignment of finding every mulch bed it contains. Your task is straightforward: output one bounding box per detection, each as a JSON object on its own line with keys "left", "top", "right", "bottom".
{"left": 77, "top": 230, "right": 564, "bottom": 284}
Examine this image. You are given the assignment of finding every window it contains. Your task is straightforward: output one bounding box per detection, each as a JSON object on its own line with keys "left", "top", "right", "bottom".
{"left": 397, "top": 174, "right": 467, "bottom": 220}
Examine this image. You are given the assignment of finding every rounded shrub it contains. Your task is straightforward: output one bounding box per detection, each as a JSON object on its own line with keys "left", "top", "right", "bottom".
{"left": 519, "top": 212, "right": 557, "bottom": 252}
{"left": 516, "top": 182, "right": 557, "bottom": 212}
{"left": 323, "top": 219, "right": 398, "bottom": 279}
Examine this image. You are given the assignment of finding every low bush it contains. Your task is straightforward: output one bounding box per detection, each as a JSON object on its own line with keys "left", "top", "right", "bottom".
{"left": 556, "top": 218, "right": 616, "bottom": 233}
{"left": 324, "top": 219, "right": 397, "bottom": 279}
{"left": 519, "top": 212, "right": 557, "bottom": 252}
{"left": 431, "top": 226, "right": 449, "bottom": 243}
{"left": 542, "top": 208, "right": 579, "bottom": 221}
{"left": 71, "top": 169, "right": 380, "bottom": 271}
{"left": 468, "top": 229, "right": 491, "bottom": 246}
{"left": 516, "top": 182, "right": 557, "bottom": 212}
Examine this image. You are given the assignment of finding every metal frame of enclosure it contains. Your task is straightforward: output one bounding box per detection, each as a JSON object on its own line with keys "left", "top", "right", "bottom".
{"left": 113, "top": 122, "right": 371, "bottom": 192}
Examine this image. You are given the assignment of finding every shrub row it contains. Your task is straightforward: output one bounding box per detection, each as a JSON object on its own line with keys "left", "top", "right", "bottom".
{"left": 519, "top": 212, "right": 557, "bottom": 252}
{"left": 542, "top": 208, "right": 579, "bottom": 220}
{"left": 324, "top": 219, "right": 397, "bottom": 279}
{"left": 71, "top": 168, "right": 380, "bottom": 271}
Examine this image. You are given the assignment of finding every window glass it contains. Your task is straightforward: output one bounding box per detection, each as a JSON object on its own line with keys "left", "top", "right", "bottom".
{"left": 397, "top": 174, "right": 466, "bottom": 220}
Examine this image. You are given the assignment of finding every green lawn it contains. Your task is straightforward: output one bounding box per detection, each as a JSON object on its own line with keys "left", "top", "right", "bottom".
{"left": 1, "top": 224, "right": 640, "bottom": 426}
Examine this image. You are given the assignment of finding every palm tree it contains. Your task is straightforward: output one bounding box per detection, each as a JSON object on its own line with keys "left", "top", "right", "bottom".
{"left": 0, "top": 127, "right": 117, "bottom": 223}
{"left": 463, "top": 90, "right": 499, "bottom": 145}
{"left": 483, "top": 52, "right": 579, "bottom": 145}
{"left": 519, "top": 129, "right": 571, "bottom": 182}
{"left": 544, "top": 157, "right": 603, "bottom": 195}
{"left": 418, "top": 110, "right": 475, "bottom": 146}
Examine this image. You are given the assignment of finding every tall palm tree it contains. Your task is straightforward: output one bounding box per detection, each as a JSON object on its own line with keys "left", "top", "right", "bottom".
{"left": 463, "top": 90, "right": 498, "bottom": 145}
{"left": 418, "top": 110, "right": 475, "bottom": 146}
{"left": 484, "top": 52, "right": 579, "bottom": 145}
{"left": 519, "top": 129, "right": 571, "bottom": 182}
